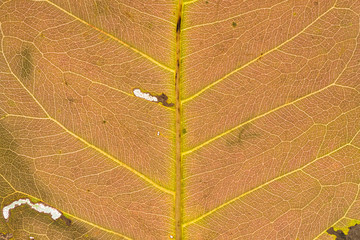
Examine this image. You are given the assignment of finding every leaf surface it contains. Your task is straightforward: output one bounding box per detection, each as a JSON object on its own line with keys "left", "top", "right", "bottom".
{"left": 0, "top": 0, "right": 360, "bottom": 239}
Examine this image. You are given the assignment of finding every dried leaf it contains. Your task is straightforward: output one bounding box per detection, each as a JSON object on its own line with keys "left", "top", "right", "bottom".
{"left": 0, "top": 0, "right": 360, "bottom": 239}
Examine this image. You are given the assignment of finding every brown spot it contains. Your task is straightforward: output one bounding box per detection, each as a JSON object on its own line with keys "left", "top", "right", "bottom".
{"left": 176, "top": 16, "right": 182, "bottom": 33}
{"left": 102, "top": 120, "right": 107, "bottom": 124}
{"left": 232, "top": 22, "right": 237, "bottom": 27}
{"left": 314, "top": 1, "right": 318, "bottom": 6}
{"left": 182, "top": 128, "right": 187, "bottom": 134}
{"left": 156, "top": 93, "right": 174, "bottom": 107}
{"left": 258, "top": 52, "right": 264, "bottom": 61}
{"left": 226, "top": 124, "right": 260, "bottom": 146}
{"left": 60, "top": 215, "right": 72, "bottom": 226}
{"left": 327, "top": 223, "right": 360, "bottom": 240}
{"left": 19, "top": 47, "right": 33, "bottom": 80}
{"left": 0, "top": 233, "right": 13, "bottom": 240}
{"left": 66, "top": 96, "right": 75, "bottom": 103}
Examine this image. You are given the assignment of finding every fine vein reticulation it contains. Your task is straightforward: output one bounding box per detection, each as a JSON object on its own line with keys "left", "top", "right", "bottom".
{"left": 45, "top": 0, "right": 174, "bottom": 73}
{"left": 0, "top": 175, "right": 132, "bottom": 239}
{"left": 2, "top": 0, "right": 360, "bottom": 239}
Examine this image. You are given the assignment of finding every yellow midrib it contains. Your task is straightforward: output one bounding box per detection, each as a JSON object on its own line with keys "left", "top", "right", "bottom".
{"left": 175, "top": 1, "right": 184, "bottom": 239}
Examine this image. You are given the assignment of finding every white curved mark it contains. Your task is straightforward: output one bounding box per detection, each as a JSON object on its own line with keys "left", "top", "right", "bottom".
{"left": 2, "top": 198, "right": 61, "bottom": 221}
{"left": 133, "top": 88, "right": 158, "bottom": 102}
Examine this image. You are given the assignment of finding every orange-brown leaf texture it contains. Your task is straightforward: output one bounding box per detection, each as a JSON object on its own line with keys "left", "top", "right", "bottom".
{"left": 0, "top": 0, "right": 360, "bottom": 239}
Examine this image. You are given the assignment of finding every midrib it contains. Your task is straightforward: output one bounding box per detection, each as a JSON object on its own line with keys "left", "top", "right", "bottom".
{"left": 175, "top": 0, "right": 183, "bottom": 239}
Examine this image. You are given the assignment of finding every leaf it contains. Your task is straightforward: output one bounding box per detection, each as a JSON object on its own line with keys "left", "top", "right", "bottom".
{"left": 0, "top": 0, "right": 360, "bottom": 239}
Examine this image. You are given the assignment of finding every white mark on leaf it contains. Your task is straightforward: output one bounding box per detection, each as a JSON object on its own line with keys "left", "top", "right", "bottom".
{"left": 133, "top": 88, "right": 158, "bottom": 102}
{"left": 2, "top": 198, "right": 62, "bottom": 221}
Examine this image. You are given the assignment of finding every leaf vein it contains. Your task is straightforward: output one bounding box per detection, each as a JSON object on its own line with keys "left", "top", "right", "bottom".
{"left": 44, "top": 0, "right": 174, "bottom": 73}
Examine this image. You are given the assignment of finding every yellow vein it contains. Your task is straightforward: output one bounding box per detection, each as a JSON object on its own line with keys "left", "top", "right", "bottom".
{"left": 183, "top": 0, "right": 200, "bottom": 5}
{"left": 183, "top": 18, "right": 359, "bottom": 156}
{"left": 0, "top": 30, "right": 174, "bottom": 196}
{"left": 0, "top": 179, "right": 133, "bottom": 240}
{"left": 174, "top": 0, "right": 184, "bottom": 239}
{"left": 182, "top": 3, "right": 336, "bottom": 104}
{"left": 183, "top": 143, "right": 350, "bottom": 227}
{"left": 44, "top": 0, "right": 174, "bottom": 73}
{"left": 182, "top": 83, "right": 334, "bottom": 156}
{"left": 182, "top": 0, "right": 288, "bottom": 31}
{"left": 4, "top": 35, "right": 174, "bottom": 112}
{"left": 1, "top": 114, "right": 49, "bottom": 120}
{"left": 50, "top": 119, "right": 175, "bottom": 195}
{"left": 117, "top": 1, "right": 175, "bottom": 26}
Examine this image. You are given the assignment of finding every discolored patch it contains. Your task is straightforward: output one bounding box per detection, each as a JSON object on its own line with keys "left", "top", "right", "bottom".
{"left": 59, "top": 215, "right": 72, "bottom": 226}
{"left": 19, "top": 47, "right": 33, "bottom": 81}
{"left": 94, "top": 0, "right": 110, "bottom": 16}
{"left": 156, "top": 93, "right": 174, "bottom": 107}
{"left": 176, "top": 16, "right": 182, "bottom": 33}
{"left": 133, "top": 88, "right": 174, "bottom": 107}
{"left": 226, "top": 124, "right": 260, "bottom": 146}
{"left": 0, "top": 233, "right": 13, "bottom": 240}
{"left": 0, "top": 122, "right": 51, "bottom": 209}
{"left": 232, "top": 22, "right": 237, "bottom": 27}
{"left": 327, "top": 223, "right": 360, "bottom": 239}
{"left": 2, "top": 198, "right": 72, "bottom": 226}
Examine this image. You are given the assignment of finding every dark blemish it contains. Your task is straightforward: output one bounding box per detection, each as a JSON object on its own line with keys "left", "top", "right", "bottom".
{"left": 232, "top": 22, "right": 237, "bottom": 27}
{"left": 205, "top": 1, "right": 209, "bottom": 3}
{"left": 133, "top": 88, "right": 174, "bottom": 107}
{"left": 327, "top": 223, "right": 360, "bottom": 239}
{"left": 226, "top": 125, "right": 260, "bottom": 146}
{"left": 66, "top": 96, "right": 75, "bottom": 103}
{"left": 20, "top": 48, "right": 33, "bottom": 80}
{"left": 182, "top": 128, "right": 187, "bottom": 134}
{"left": 60, "top": 214, "right": 72, "bottom": 226}
{"left": 156, "top": 93, "right": 174, "bottom": 107}
{"left": 176, "top": 16, "right": 181, "bottom": 33}
{"left": 64, "top": 81, "right": 69, "bottom": 86}
{"left": 314, "top": 1, "right": 318, "bottom": 6}
{"left": 234, "top": 128, "right": 246, "bottom": 145}
{"left": 0, "top": 233, "right": 13, "bottom": 240}
{"left": 102, "top": 120, "right": 107, "bottom": 124}
{"left": 258, "top": 52, "right": 264, "bottom": 61}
